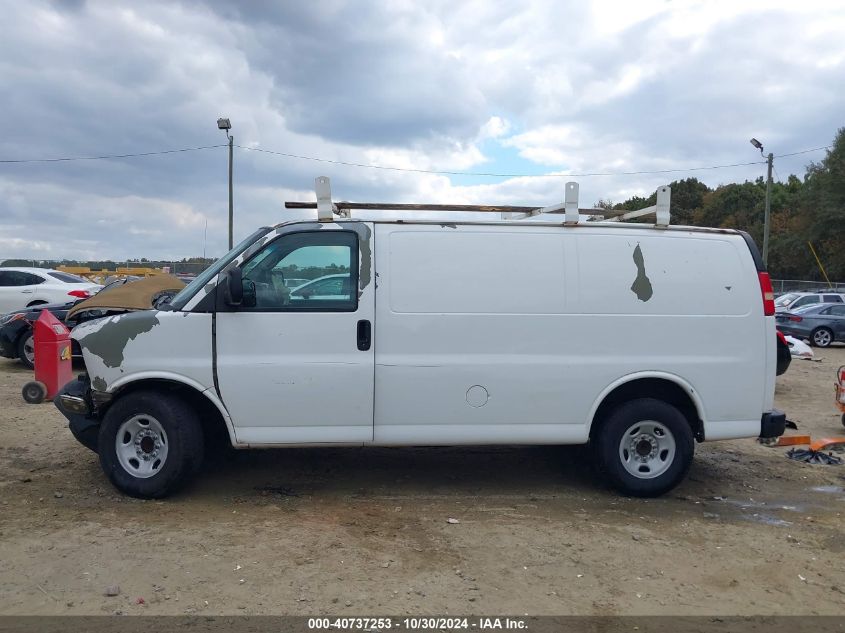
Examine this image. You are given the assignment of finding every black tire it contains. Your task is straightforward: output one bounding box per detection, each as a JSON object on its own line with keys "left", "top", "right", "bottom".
{"left": 98, "top": 390, "right": 204, "bottom": 499}
{"left": 810, "top": 327, "right": 833, "bottom": 348}
{"left": 21, "top": 381, "right": 47, "bottom": 404}
{"left": 593, "top": 398, "right": 694, "bottom": 497}
{"left": 17, "top": 331, "right": 35, "bottom": 369}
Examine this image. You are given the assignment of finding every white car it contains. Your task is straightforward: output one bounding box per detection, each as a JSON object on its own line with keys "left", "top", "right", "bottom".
{"left": 283, "top": 278, "right": 310, "bottom": 289}
{"left": 773, "top": 291, "right": 845, "bottom": 313}
{"left": 288, "top": 274, "right": 351, "bottom": 301}
{"left": 0, "top": 268, "right": 102, "bottom": 313}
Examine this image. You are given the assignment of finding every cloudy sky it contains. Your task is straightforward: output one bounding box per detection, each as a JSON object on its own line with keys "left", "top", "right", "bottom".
{"left": 1, "top": 0, "right": 843, "bottom": 261}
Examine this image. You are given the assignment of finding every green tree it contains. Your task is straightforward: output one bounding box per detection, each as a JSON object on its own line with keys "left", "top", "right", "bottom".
{"left": 666, "top": 177, "right": 709, "bottom": 225}
{"left": 800, "top": 127, "right": 845, "bottom": 279}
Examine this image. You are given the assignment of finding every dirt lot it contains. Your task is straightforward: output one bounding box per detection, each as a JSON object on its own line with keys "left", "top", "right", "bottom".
{"left": 1, "top": 350, "right": 844, "bottom": 617}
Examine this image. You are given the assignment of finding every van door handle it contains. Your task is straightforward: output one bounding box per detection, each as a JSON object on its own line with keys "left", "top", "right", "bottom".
{"left": 357, "top": 320, "right": 371, "bottom": 351}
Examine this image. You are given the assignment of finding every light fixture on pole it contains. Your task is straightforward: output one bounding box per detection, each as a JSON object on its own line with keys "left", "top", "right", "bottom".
{"left": 217, "top": 117, "right": 234, "bottom": 250}
{"left": 750, "top": 138, "right": 773, "bottom": 266}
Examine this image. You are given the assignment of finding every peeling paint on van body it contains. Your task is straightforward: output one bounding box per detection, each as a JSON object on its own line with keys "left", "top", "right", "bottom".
{"left": 630, "top": 243, "right": 654, "bottom": 301}
{"left": 72, "top": 310, "right": 214, "bottom": 394}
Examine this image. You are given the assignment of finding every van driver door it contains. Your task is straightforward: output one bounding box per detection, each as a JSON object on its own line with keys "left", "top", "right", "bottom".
{"left": 214, "top": 225, "right": 375, "bottom": 445}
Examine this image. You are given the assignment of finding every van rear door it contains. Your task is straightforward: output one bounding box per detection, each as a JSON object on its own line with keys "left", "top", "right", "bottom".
{"left": 214, "top": 225, "right": 375, "bottom": 444}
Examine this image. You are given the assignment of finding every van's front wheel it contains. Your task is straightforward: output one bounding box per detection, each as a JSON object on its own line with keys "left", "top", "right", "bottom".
{"left": 594, "top": 398, "right": 694, "bottom": 497}
{"left": 98, "top": 391, "right": 204, "bottom": 499}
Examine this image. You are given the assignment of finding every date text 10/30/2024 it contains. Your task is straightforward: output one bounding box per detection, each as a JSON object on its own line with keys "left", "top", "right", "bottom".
{"left": 307, "top": 617, "right": 528, "bottom": 630}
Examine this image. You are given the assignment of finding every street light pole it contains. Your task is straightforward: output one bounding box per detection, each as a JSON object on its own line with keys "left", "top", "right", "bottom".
{"left": 749, "top": 138, "right": 773, "bottom": 266}
{"left": 217, "top": 118, "right": 234, "bottom": 249}
{"left": 763, "top": 151, "right": 773, "bottom": 267}
{"left": 227, "top": 132, "right": 234, "bottom": 250}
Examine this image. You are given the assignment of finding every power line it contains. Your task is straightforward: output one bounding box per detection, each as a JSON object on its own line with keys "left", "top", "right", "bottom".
{"left": 236, "top": 144, "right": 769, "bottom": 177}
{"left": 0, "top": 144, "right": 228, "bottom": 164}
{"left": 0, "top": 141, "right": 831, "bottom": 176}
{"left": 774, "top": 145, "right": 831, "bottom": 159}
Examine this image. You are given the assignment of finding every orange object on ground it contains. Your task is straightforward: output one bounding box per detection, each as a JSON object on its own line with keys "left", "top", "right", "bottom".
{"left": 808, "top": 437, "right": 845, "bottom": 452}
{"left": 775, "top": 435, "right": 811, "bottom": 446}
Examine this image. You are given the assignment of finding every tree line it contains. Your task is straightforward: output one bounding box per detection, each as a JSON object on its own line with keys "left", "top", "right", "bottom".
{"left": 597, "top": 127, "right": 845, "bottom": 281}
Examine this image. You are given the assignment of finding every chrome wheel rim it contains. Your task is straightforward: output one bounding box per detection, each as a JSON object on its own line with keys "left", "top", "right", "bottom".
{"left": 115, "top": 414, "right": 169, "bottom": 479}
{"left": 814, "top": 330, "right": 831, "bottom": 346}
{"left": 23, "top": 335, "right": 35, "bottom": 365}
{"left": 618, "top": 420, "right": 676, "bottom": 479}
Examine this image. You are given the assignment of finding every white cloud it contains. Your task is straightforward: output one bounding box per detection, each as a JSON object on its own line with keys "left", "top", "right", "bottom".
{"left": 0, "top": 0, "right": 842, "bottom": 260}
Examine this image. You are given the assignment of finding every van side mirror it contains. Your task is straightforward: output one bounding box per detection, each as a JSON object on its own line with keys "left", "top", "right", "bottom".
{"left": 224, "top": 268, "right": 244, "bottom": 306}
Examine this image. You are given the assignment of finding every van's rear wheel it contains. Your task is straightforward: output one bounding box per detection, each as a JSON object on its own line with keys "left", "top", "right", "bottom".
{"left": 594, "top": 398, "right": 694, "bottom": 497}
{"left": 98, "top": 391, "right": 204, "bottom": 499}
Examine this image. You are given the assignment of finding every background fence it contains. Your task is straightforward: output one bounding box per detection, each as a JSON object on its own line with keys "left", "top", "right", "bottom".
{"left": 771, "top": 279, "right": 845, "bottom": 294}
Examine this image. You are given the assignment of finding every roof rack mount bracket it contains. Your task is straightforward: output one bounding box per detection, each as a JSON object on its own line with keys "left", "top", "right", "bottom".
{"left": 315, "top": 176, "right": 338, "bottom": 221}
{"left": 603, "top": 185, "right": 672, "bottom": 226}
{"left": 564, "top": 181, "right": 579, "bottom": 225}
{"left": 655, "top": 185, "right": 670, "bottom": 228}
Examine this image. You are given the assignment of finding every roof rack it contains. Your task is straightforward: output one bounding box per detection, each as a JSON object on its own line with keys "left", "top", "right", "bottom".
{"left": 284, "top": 177, "right": 672, "bottom": 227}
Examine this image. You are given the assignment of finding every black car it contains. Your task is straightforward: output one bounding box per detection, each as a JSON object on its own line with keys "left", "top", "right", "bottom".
{"left": 0, "top": 299, "right": 96, "bottom": 368}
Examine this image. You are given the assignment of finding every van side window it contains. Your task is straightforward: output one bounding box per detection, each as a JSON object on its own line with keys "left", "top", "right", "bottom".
{"left": 240, "top": 231, "right": 358, "bottom": 312}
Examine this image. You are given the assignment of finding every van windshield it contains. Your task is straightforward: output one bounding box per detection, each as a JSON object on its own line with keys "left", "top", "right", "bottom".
{"left": 168, "top": 228, "right": 271, "bottom": 311}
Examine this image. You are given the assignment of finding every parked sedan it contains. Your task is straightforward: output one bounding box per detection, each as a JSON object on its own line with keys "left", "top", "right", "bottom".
{"left": 775, "top": 303, "right": 845, "bottom": 347}
{"left": 0, "top": 300, "right": 81, "bottom": 368}
{"left": 0, "top": 267, "right": 101, "bottom": 313}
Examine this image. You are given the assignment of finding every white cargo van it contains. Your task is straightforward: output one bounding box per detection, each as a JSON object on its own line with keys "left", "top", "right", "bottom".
{"left": 55, "top": 179, "right": 785, "bottom": 499}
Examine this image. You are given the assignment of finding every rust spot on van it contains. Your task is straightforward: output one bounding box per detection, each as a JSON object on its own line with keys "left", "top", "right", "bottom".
{"left": 630, "top": 244, "right": 653, "bottom": 302}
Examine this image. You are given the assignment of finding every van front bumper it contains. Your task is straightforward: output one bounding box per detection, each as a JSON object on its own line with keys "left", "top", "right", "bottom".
{"left": 760, "top": 409, "right": 786, "bottom": 439}
{"left": 54, "top": 377, "right": 100, "bottom": 452}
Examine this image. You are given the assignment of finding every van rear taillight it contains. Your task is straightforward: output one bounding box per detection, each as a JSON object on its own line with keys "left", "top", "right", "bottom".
{"left": 758, "top": 272, "right": 775, "bottom": 316}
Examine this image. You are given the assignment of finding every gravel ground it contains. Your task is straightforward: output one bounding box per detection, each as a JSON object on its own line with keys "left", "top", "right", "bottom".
{"left": 0, "top": 349, "right": 844, "bottom": 616}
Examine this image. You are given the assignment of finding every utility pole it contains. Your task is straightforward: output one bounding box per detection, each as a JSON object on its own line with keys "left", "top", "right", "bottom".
{"left": 762, "top": 151, "right": 773, "bottom": 267}
{"left": 750, "top": 138, "right": 773, "bottom": 266}
{"left": 217, "top": 118, "right": 234, "bottom": 249}
{"left": 227, "top": 133, "right": 234, "bottom": 250}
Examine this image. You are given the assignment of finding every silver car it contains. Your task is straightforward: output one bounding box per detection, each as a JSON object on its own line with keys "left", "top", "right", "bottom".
{"left": 774, "top": 291, "right": 845, "bottom": 313}
{"left": 775, "top": 303, "right": 845, "bottom": 347}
